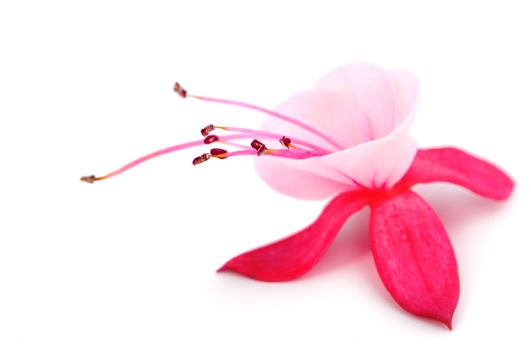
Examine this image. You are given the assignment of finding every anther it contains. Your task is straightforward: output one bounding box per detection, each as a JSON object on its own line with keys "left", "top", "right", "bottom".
{"left": 80, "top": 175, "right": 97, "bottom": 184}
{"left": 210, "top": 148, "right": 228, "bottom": 157}
{"left": 279, "top": 136, "right": 292, "bottom": 148}
{"left": 192, "top": 153, "right": 210, "bottom": 166}
{"left": 251, "top": 139, "right": 268, "bottom": 156}
{"left": 203, "top": 135, "right": 219, "bottom": 144}
{"left": 173, "top": 82, "right": 187, "bottom": 98}
{"left": 200, "top": 124, "right": 215, "bottom": 136}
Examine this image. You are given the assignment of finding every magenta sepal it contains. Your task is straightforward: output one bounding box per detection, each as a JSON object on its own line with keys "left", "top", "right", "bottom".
{"left": 370, "top": 191, "right": 459, "bottom": 329}
{"left": 218, "top": 147, "right": 514, "bottom": 327}
{"left": 399, "top": 147, "right": 513, "bottom": 200}
{"left": 218, "top": 191, "right": 371, "bottom": 281}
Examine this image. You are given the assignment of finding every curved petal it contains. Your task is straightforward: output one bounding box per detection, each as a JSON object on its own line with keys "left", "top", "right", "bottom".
{"left": 388, "top": 68, "right": 420, "bottom": 131}
{"left": 398, "top": 147, "right": 514, "bottom": 200}
{"left": 218, "top": 191, "right": 371, "bottom": 281}
{"left": 255, "top": 63, "right": 419, "bottom": 200}
{"left": 312, "top": 133, "right": 417, "bottom": 189}
{"left": 261, "top": 89, "right": 373, "bottom": 150}
{"left": 370, "top": 191, "right": 459, "bottom": 329}
{"left": 255, "top": 133, "right": 417, "bottom": 200}
{"left": 254, "top": 158, "right": 354, "bottom": 200}
{"left": 315, "top": 63, "right": 398, "bottom": 138}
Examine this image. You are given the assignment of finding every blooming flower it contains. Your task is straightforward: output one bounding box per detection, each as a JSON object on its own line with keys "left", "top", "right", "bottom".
{"left": 82, "top": 63, "right": 514, "bottom": 329}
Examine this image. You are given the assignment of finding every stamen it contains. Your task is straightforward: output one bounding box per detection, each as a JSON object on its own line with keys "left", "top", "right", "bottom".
{"left": 279, "top": 136, "right": 292, "bottom": 149}
{"left": 267, "top": 148, "right": 322, "bottom": 158}
{"left": 173, "top": 82, "right": 187, "bottom": 98}
{"left": 192, "top": 153, "right": 210, "bottom": 166}
{"left": 215, "top": 150, "right": 256, "bottom": 158}
{"left": 250, "top": 139, "right": 268, "bottom": 156}
{"left": 209, "top": 148, "right": 320, "bottom": 161}
{"left": 216, "top": 126, "right": 329, "bottom": 153}
{"left": 81, "top": 135, "right": 250, "bottom": 182}
{"left": 200, "top": 124, "right": 215, "bottom": 136}
{"left": 203, "top": 135, "right": 219, "bottom": 144}
{"left": 82, "top": 109, "right": 332, "bottom": 183}
{"left": 85, "top": 82, "right": 345, "bottom": 182}
{"left": 185, "top": 93, "right": 343, "bottom": 150}
{"left": 210, "top": 148, "right": 229, "bottom": 157}
{"left": 80, "top": 139, "right": 206, "bottom": 183}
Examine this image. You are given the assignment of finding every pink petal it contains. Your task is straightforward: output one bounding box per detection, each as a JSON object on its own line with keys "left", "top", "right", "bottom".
{"left": 370, "top": 191, "right": 459, "bottom": 329}
{"left": 315, "top": 63, "right": 400, "bottom": 139}
{"left": 261, "top": 89, "right": 373, "bottom": 149}
{"left": 254, "top": 158, "right": 355, "bottom": 200}
{"left": 255, "top": 133, "right": 417, "bottom": 200}
{"left": 218, "top": 191, "right": 371, "bottom": 281}
{"left": 398, "top": 147, "right": 514, "bottom": 200}
{"left": 254, "top": 63, "right": 420, "bottom": 200}
{"left": 388, "top": 68, "right": 420, "bottom": 134}
{"left": 310, "top": 134, "right": 417, "bottom": 189}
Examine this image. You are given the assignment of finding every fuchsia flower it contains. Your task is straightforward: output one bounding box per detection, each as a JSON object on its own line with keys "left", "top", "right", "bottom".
{"left": 82, "top": 63, "right": 513, "bottom": 329}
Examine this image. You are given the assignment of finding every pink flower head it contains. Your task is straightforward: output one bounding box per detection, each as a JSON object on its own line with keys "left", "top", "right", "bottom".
{"left": 82, "top": 63, "right": 514, "bottom": 329}
{"left": 254, "top": 63, "right": 418, "bottom": 199}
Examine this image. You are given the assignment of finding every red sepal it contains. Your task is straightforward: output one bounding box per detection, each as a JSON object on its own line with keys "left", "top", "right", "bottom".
{"left": 219, "top": 191, "right": 371, "bottom": 281}
{"left": 370, "top": 191, "right": 459, "bottom": 329}
{"left": 399, "top": 147, "right": 514, "bottom": 200}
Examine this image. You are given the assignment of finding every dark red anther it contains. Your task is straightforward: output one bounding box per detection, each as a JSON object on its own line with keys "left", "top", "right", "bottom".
{"left": 200, "top": 124, "right": 215, "bottom": 137}
{"left": 210, "top": 148, "right": 228, "bottom": 157}
{"left": 279, "top": 136, "right": 292, "bottom": 148}
{"left": 173, "top": 82, "right": 187, "bottom": 98}
{"left": 203, "top": 135, "right": 219, "bottom": 144}
{"left": 192, "top": 153, "right": 210, "bottom": 166}
{"left": 251, "top": 139, "right": 268, "bottom": 156}
{"left": 250, "top": 139, "right": 265, "bottom": 150}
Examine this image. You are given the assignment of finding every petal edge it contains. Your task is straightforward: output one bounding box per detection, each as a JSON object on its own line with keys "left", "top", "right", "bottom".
{"left": 370, "top": 191, "right": 459, "bottom": 328}
{"left": 219, "top": 191, "right": 371, "bottom": 281}
{"left": 399, "top": 147, "right": 514, "bottom": 200}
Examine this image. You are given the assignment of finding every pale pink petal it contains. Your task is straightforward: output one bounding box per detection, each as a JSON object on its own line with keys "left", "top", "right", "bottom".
{"left": 398, "top": 147, "right": 514, "bottom": 200}
{"left": 254, "top": 157, "right": 354, "bottom": 200}
{"left": 388, "top": 68, "right": 420, "bottom": 132}
{"left": 315, "top": 63, "right": 398, "bottom": 138}
{"left": 218, "top": 191, "right": 371, "bottom": 281}
{"left": 260, "top": 89, "right": 373, "bottom": 150}
{"left": 255, "top": 133, "right": 417, "bottom": 200}
{"left": 370, "top": 191, "right": 459, "bottom": 329}
{"left": 255, "top": 63, "right": 419, "bottom": 200}
{"left": 311, "top": 134, "right": 417, "bottom": 189}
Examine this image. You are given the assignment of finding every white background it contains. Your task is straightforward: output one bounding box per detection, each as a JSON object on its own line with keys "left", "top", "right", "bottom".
{"left": 0, "top": 1, "right": 529, "bottom": 349}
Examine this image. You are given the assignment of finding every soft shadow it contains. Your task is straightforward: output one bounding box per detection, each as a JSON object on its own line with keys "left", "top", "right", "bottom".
{"left": 417, "top": 183, "right": 515, "bottom": 312}
{"left": 414, "top": 183, "right": 513, "bottom": 233}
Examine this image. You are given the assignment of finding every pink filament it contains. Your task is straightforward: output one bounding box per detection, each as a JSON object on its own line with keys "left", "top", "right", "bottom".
{"left": 96, "top": 134, "right": 252, "bottom": 181}
{"left": 92, "top": 133, "right": 323, "bottom": 181}
{"left": 189, "top": 95, "right": 343, "bottom": 150}
{"left": 98, "top": 139, "right": 204, "bottom": 180}
{"left": 219, "top": 148, "right": 322, "bottom": 160}
{"left": 219, "top": 126, "right": 330, "bottom": 153}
